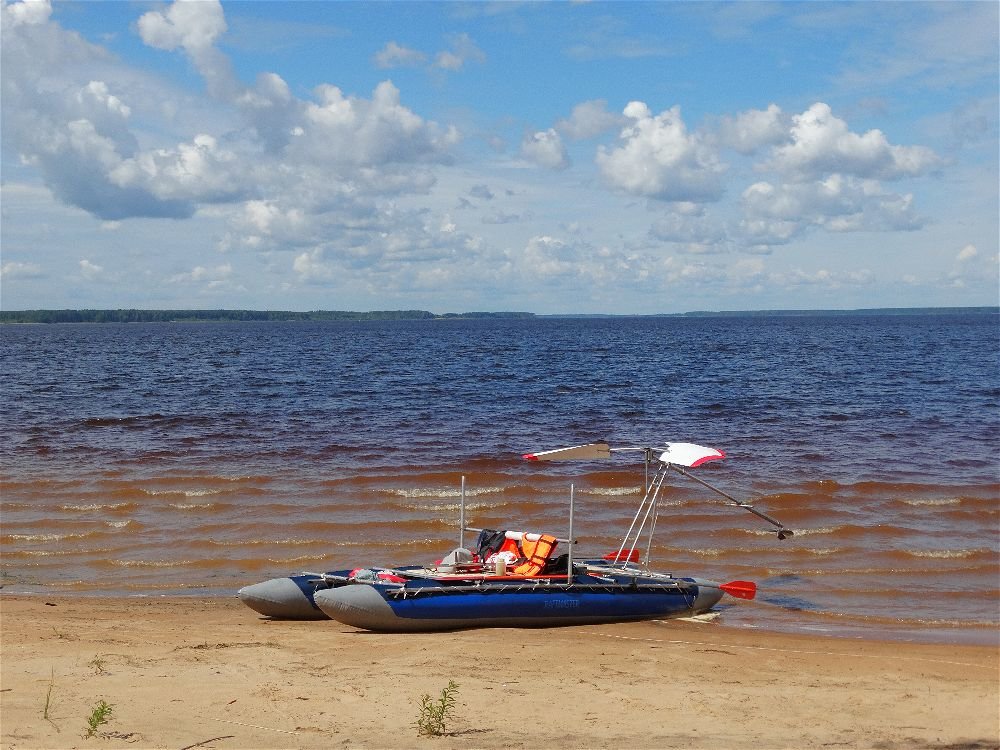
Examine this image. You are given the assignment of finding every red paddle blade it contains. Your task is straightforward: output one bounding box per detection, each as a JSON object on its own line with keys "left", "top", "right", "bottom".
{"left": 720, "top": 580, "right": 757, "bottom": 600}
{"left": 603, "top": 549, "right": 640, "bottom": 563}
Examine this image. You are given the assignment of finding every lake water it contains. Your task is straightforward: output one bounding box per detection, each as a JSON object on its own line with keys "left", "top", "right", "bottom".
{"left": 2, "top": 313, "right": 997, "bottom": 644}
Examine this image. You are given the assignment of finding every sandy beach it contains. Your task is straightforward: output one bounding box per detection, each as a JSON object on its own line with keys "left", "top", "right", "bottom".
{"left": 0, "top": 596, "right": 997, "bottom": 750}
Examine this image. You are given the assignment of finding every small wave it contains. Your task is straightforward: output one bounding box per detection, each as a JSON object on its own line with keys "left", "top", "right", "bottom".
{"left": 582, "top": 486, "right": 644, "bottom": 497}
{"left": 688, "top": 548, "right": 726, "bottom": 557}
{"left": 744, "top": 526, "right": 839, "bottom": 537}
{"left": 4, "top": 532, "right": 90, "bottom": 542}
{"left": 896, "top": 617, "right": 1000, "bottom": 629}
{"left": 753, "top": 603, "right": 999, "bottom": 631}
{"left": 653, "top": 499, "right": 686, "bottom": 507}
{"left": 183, "top": 489, "right": 224, "bottom": 497}
{"left": 790, "top": 527, "right": 840, "bottom": 537}
{"left": 899, "top": 498, "right": 962, "bottom": 506}
{"left": 148, "top": 488, "right": 224, "bottom": 498}
{"left": 206, "top": 538, "right": 328, "bottom": 547}
{"left": 378, "top": 486, "right": 504, "bottom": 499}
{"left": 684, "top": 545, "right": 841, "bottom": 558}
{"left": 104, "top": 520, "right": 133, "bottom": 529}
{"left": 142, "top": 473, "right": 271, "bottom": 486}
{"left": 266, "top": 554, "right": 330, "bottom": 564}
{"left": 0, "top": 501, "right": 33, "bottom": 511}
{"left": 396, "top": 538, "right": 451, "bottom": 548}
{"left": 59, "top": 502, "right": 135, "bottom": 512}
{"left": 766, "top": 563, "right": 1000, "bottom": 577}
{"left": 81, "top": 414, "right": 166, "bottom": 428}
{"left": 908, "top": 549, "right": 990, "bottom": 559}
{"left": 169, "top": 503, "right": 221, "bottom": 511}
{"left": 674, "top": 611, "right": 722, "bottom": 623}
{"left": 5, "top": 547, "right": 115, "bottom": 557}
{"left": 402, "top": 501, "right": 507, "bottom": 512}
{"left": 111, "top": 559, "right": 198, "bottom": 568}
{"left": 750, "top": 545, "right": 839, "bottom": 555}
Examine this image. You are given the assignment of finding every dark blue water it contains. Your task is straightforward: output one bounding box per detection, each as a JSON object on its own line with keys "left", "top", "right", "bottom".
{"left": 2, "top": 313, "right": 998, "bottom": 643}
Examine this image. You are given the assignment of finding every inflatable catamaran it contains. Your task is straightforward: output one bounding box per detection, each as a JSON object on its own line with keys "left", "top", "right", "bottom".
{"left": 238, "top": 442, "right": 792, "bottom": 631}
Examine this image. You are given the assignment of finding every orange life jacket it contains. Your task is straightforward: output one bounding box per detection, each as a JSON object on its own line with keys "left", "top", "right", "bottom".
{"left": 512, "top": 534, "right": 558, "bottom": 576}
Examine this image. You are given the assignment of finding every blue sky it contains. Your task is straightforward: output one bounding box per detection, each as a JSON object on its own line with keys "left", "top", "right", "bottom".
{"left": 1, "top": 0, "right": 997, "bottom": 314}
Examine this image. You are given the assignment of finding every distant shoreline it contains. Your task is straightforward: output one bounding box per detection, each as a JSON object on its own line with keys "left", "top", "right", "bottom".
{"left": 0, "top": 306, "right": 996, "bottom": 324}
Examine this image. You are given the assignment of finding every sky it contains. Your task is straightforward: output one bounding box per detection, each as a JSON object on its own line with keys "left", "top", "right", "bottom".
{"left": 1, "top": 0, "right": 997, "bottom": 314}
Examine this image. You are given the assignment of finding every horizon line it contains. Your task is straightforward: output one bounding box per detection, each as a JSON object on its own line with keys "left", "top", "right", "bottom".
{"left": 1, "top": 305, "right": 997, "bottom": 319}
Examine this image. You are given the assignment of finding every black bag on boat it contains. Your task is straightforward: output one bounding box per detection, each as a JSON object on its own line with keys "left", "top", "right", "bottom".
{"left": 475, "top": 529, "right": 507, "bottom": 560}
{"left": 543, "top": 553, "right": 569, "bottom": 575}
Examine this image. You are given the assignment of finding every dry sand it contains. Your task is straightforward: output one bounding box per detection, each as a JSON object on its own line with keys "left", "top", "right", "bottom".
{"left": 1, "top": 595, "right": 997, "bottom": 750}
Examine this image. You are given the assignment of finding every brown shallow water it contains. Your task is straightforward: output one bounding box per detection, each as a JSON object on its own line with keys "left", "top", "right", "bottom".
{"left": 2, "top": 315, "right": 998, "bottom": 644}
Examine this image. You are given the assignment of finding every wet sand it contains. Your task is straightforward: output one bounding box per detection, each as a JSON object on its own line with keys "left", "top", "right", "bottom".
{"left": 1, "top": 595, "right": 997, "bottom": 750}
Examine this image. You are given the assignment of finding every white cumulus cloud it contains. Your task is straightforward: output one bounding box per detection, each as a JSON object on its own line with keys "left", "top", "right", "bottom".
{"left": 137, "top": 0, "right": 235, "bottom": 98}
{"left": 169, "top": 263, "right": 232, "bottom": 285}
{"left": 292, "top": 80, "right": 459, "bottom": 168}
{"left": 292, "top": 249, "right": 333, "bottom": 282}
{"left": 433, "top": 33, "right": 485, "bottom": 71}
{"left": 79, "top": 258, "right": 104, "bottom": 280}
{"left": 2, "top": 0, "right": 462, "bottom": 233}
{"left": 109, "top": 134, "right": 246, "bottom": 203}
{"left": 137, "top": 0, "right": 226, "bottom": 52}
{"left": 596, "top": 102, "right": 726, "bottom": 202}
{"left": 374, "top": 41, "right": 427, "bottom": 69}
{"left": 1, "top": 260, "right": 44, "bottom": 279}
{"left": 767, "top": 102, "right": 941, "bottom": 181}
{"left": 716, "top": 104, "right": 786, "bottom": 154}
{"left": 2, "top": 0, "right": 50, "bottom": 27}
{"left": 519, "top": 235, "right": 575, "bottom": 278}
{"left": 521, "top": 129, "right": 569, "bottom": 170}
{"left": 956, "top": 244, "right": 977, "bottom": 262}
{"left": 739, "top": 175, "right": 923, "bottom": 245}
{"left": 556, "top": 99, "right": 621, "bottom": 140}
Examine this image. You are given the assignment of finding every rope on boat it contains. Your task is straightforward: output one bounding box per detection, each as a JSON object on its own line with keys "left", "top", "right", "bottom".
{"left": 386, "top": 580, "right": 698, "bottom": 599}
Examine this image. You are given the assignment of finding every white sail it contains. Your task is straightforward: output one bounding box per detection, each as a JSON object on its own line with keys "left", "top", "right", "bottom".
{"left": 522, "top": 442, "right": 611, "bottom": 461}
{"left": 658, "top": 443, "right": 725, "bottom": 467}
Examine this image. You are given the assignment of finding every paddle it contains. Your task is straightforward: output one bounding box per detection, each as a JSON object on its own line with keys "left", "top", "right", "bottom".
{"left": 719, "top": 580, "right": 757, "bottom": 600}
{"left": 603, "top": 549, "right": 640, "bottom": 563}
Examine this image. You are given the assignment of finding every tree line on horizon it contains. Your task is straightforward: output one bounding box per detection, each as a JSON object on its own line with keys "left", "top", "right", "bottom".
{"left": 0, "top": 307, "right": 993, "bottom": 325}
{"left": 0, "top": 309, "right": 537, "bottom": 324}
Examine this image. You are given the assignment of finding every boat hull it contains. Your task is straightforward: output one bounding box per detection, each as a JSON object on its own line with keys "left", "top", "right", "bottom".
{"left": 237, "top": 567, "right": 419, "bottom": 619}
{"left": 313, "top": 575, "right": 724, "bottom": 632}
{"left": 238, "top": 571, "right": 349, "bottom": 619}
